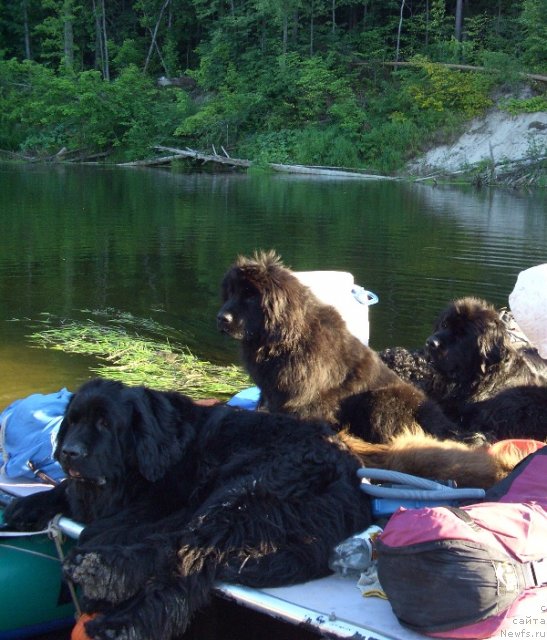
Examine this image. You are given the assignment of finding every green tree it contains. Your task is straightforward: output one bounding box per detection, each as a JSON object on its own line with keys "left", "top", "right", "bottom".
{"left": 34, "top": 0, "right": 83, "bottom": 71}
{"left": 520, "top": 0, "right": 547, "bottom": 70}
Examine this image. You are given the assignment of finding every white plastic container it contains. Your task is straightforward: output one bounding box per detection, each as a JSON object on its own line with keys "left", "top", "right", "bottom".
{"left": 294, "top": 271, "right": 378, "bottom": 346}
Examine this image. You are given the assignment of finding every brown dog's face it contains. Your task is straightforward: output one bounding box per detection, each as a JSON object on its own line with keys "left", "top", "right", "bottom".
{"left": 425, "top": 297, "right": 508, "bottom": 380}
{"left": 217, "top": 271, "right": 264, "bottom": 341}
{"left": 217, "top": 251, "right": 303, "bottom": 344}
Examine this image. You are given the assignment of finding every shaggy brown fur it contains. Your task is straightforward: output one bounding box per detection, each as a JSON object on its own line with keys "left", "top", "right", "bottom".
{"left": 340, "top": 427, "right": 535, "bottom": 489}
{"left": 217, "top": 251, "right": 457, "bottom": 443}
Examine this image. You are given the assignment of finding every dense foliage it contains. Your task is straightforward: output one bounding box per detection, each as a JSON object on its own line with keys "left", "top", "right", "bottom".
{"left": 0, "top": 0, "right": 546, "bottom": 170}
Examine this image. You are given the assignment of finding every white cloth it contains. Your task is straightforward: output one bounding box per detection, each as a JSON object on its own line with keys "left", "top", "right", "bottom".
{"left": 509, "top": 264, "right": 547, "bottom": 358}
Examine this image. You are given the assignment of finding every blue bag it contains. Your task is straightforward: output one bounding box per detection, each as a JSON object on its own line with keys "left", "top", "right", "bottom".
{"left": 0, "top": 388, "right": 72, "bottom": 483}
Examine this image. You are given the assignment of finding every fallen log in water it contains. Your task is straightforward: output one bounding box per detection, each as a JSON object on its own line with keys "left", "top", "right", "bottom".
{"left": 119, "top": 146, "right": 252, "bottom": 168}
{"left": 119, "top": 145, "right": 394, "bottom": 180}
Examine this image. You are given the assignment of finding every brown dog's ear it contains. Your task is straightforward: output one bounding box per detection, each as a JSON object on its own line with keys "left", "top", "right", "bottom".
{"left": 259, "top": 269, "right": 311, "bottom": 342}
{"left": 130, "top": 387, "right": 195, "bottom": 482}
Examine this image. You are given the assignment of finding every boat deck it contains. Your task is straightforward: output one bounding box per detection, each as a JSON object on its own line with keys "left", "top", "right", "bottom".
{"left": 216, "top": 576, "right": 425, "bottom": 640}
{"left": 0, "top": 477, "right": 510, "bottom": 640}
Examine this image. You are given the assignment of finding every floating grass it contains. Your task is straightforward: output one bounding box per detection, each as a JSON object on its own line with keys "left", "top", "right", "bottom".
{"left": 27, "top": 313, "right": 251, "bottom": 401}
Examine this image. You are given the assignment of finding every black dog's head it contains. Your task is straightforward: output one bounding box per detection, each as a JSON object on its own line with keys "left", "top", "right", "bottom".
{"left": 217, "top": 250, "right": 311, "bottom": 345}
{"left": 55, "top": 379, "right": 196, "bottom": 486}
{"left": 425, "top": 297, "right": 510, "bottom": 381}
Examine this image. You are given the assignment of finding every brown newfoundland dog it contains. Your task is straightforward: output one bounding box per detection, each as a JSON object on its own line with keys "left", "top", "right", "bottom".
{"left": 217, "top": 251, "right": 457, "bottom": 443}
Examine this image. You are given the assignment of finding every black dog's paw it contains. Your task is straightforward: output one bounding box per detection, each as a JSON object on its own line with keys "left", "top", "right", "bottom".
{"left": 64, "top": 547, "right": 142, "bottom": 603}
{"left": 84, "top": 614, "right": 135, "bottom": 640}
{"left": 2, "top": 496, "right": 56, "bottom": 531}
{"left": 84, "top": 590, "right": 188, "bottom": 640}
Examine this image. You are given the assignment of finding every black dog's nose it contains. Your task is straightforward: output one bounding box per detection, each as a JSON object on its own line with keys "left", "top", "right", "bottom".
{"left": 61, "top": 442, "right": 88, "bottom": 460}
{"left": 426, "top": 335, "right": 441, "bottom": 351}
{"left": 216, "top": 311, "right": 233, "bottom": 327}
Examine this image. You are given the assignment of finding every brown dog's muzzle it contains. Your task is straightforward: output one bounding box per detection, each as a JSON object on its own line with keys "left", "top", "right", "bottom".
{"left": 217, "top": 309, "right": 234, "bottom": 333}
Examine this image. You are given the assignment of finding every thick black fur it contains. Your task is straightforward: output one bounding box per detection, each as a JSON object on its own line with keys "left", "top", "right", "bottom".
{"left": 378, "top": 346, "right": 446, "bottom": 399}
{"left": 461, "top": 386, "right": 547, "bottom": 441}
{"left": 3, "top": 378, "right": 371, "bottom": 640}
{"left": 217, "top": 251, "right": 457, "bottom": 443}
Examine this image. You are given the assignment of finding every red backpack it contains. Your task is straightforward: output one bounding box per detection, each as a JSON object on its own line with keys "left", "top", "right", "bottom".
{"left": 376, "top": 446, "right": 547, "bottom": 639}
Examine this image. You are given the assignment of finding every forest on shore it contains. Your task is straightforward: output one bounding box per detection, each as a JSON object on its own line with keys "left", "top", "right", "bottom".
{"left": 0, "top": 0, "right": 546, "bottom": 176}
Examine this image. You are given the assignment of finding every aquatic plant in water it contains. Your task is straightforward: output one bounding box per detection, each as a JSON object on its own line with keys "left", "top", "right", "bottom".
{"left": 26, "top": 310, "right": 250, "bottom": 400}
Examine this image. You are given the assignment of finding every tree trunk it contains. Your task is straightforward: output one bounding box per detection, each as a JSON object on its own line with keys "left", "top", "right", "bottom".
{"left": 143, "top": 0, "right": 171, "bottom": 73}
{"left": 455, "top": 0, "right": 463, "bottom": 42}
{"left": 424, "top": 0, "right": 429, "bottom": 47}
{"left": 291, "top": 10, "right": 299, "bottom": 45}
{"left": 22, "top": 0, "right": 32, "bottom": 59}
{"left": 92, "top": 0, "right": 103, "bottom": 71}
{"left": 495, "top": 0, "right": 501, "bottom": 34}
{"left": 92, "top": 0, "right": 109, "bottom": 80}
{"left": 332, "top": 0, "right": 336, "bottom": 34}
{"left": 63, "top": 0, "right": 74, "bottom": 72}
{"left": 100, "top": 0, "right": 110, "bottom": 80}
{"left": 395, "top": 0, "right": 405, "bottom": 62}
{"left": 310, "top": 1, "right": 314, "bottom": 55}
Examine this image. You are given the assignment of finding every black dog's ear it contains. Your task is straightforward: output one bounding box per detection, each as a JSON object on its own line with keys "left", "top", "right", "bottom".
{"left": 477, "top": 319, "right": 509, "bottom": 371}
{"left": 129, "top": 388, "right": 195, "bottom": 482}
{"left": 53, "top": 392, "right": 77, "bottom": 461}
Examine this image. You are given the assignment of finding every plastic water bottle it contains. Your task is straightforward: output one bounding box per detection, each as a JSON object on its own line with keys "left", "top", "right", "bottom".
{"left": 329, "top": 525, "right": 383, "bottom": 578}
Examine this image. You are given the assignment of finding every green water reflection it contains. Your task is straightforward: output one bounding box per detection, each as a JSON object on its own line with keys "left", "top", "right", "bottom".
{"left": 1, "top": 163, "right": 546, "bottom": 406}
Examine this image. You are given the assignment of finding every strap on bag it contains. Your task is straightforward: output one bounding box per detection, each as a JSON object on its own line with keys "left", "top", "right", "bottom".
{"left": 445, "top": 506, "right": 547, "bottom": 589}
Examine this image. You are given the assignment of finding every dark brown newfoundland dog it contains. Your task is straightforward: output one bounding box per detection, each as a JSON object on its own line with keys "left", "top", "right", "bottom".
{"left": 3, "top": 378, "right": 371, "bottom": 640}
{"left": 380, "top": 297, "right": 547, "bottom": 439}
{"left": 217, "top": 251, "right": 457, "bottom": 443}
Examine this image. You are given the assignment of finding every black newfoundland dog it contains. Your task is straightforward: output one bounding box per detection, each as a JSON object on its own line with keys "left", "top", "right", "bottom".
{"left": 4, "top": 378, "right": 371, "bottom": 640}
{"left": 461, "top": 385, "right": 547, "bottom": 441}
{"left": 380, "top": 297, "right": 547, "bottom": 439}
{"left": 379, "top": 346, "right": 443, "bottom": 398}
{"left": 217, "top": 251, "right": 457, "bottom": 443}
{"left": 425, "top": 297, "right": 547, "bottom": 410}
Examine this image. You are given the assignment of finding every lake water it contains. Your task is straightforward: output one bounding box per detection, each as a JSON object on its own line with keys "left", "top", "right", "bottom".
{"left": 1, "top": 162, "right": 546, "bottom": 408}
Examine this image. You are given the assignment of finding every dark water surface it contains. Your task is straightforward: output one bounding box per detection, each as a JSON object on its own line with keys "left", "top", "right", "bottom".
{"left": 1, "top": 162, "right": 546, "bottom": 407}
